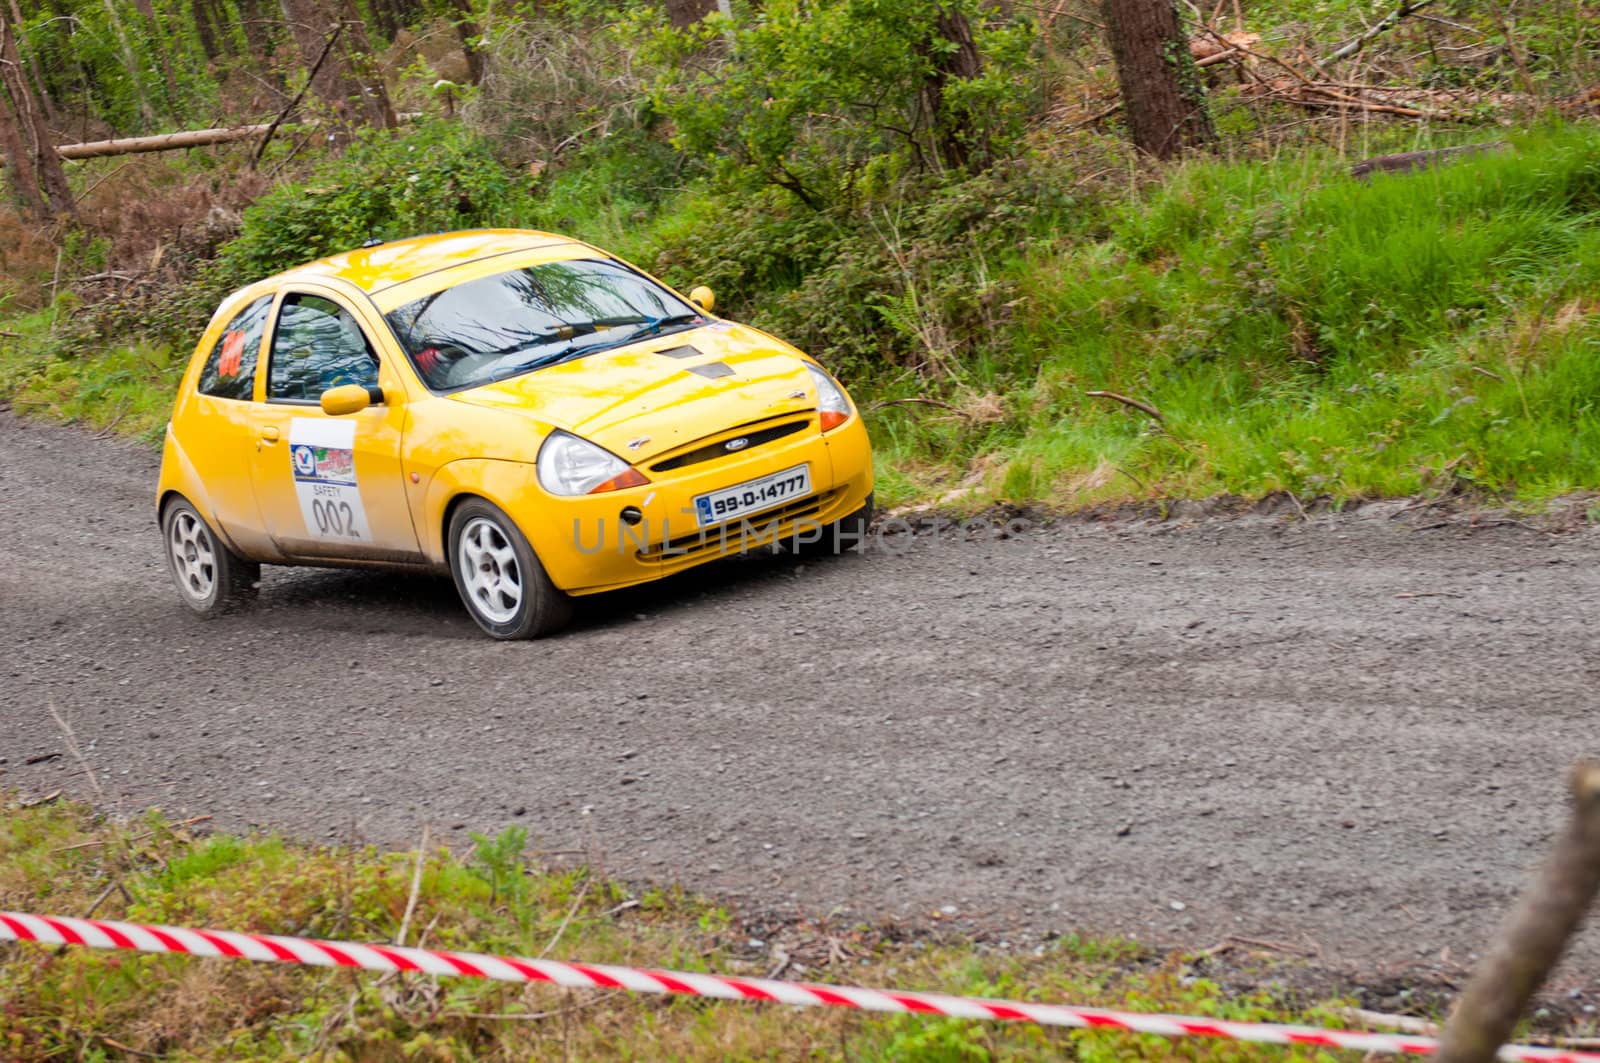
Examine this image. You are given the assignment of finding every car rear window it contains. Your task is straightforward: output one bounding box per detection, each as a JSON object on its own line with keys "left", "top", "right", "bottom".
{"left": 196, "top": 295, "right": 272, "bottom": 401}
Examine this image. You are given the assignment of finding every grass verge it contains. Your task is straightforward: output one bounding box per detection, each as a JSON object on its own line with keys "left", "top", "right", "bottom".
{"left": 0, "top": 791, "right": 1370, "bottom": 1061}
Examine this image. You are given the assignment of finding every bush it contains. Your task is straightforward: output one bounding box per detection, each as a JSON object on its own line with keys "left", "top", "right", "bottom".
{"left": 650, "top": 0, "right": 1040, "bottom": 209}
{"left": 215, "top": 118, "right": 537, "bottom": 282}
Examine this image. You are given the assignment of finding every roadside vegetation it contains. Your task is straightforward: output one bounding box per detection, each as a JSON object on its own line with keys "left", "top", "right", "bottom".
{"left": 1, "top": 0, "right": 1597, "bottom": 518}
{"left": 0, "top": 790, "right": 1365, "bottom": 1060}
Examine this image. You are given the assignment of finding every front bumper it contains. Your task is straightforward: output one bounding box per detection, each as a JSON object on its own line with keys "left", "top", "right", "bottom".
{"left": 521, "top": 413, "right": 873, "bottom": 595}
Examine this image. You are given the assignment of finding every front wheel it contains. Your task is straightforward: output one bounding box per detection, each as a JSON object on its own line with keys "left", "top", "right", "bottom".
{"left": 448, "top": 498, "right": 572, "bottom": 639}
{"left": 162, "top": 497, "right": 259, "bottom": 616}
{"left": 793, "top": 492, "right": 874, "bottom": 556}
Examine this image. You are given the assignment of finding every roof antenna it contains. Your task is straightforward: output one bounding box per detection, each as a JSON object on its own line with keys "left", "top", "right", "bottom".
{"left": 361, "top": 236, "right": 383, "bottom": 249}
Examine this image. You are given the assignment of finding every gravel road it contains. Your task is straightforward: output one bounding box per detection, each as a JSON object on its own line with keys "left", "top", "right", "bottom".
{"left": 3, "top": 411, "right": 1598, "bottom": 985}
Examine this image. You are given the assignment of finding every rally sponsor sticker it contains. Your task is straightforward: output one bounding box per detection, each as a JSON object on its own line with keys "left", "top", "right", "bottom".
{"left": 288, "top": 419, "right": 371, "bottom": 542}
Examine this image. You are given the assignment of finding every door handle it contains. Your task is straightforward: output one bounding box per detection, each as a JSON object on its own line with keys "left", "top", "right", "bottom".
{"left": 260, "top": 426, "right": 280, "bottom": 443}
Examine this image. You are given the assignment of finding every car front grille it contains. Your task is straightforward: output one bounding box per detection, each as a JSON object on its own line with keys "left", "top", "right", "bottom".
{"left": 649, "top": 417, "right": 811, "bottom": 473}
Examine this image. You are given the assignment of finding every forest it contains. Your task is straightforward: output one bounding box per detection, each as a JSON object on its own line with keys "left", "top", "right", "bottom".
{"left": 1, "top": 0, "right": 1598, "bottom": 510}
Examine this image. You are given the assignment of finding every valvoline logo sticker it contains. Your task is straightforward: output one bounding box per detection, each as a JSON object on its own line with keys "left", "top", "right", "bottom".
{"left": 290, "top": 443, "right": 356, "bottom": 485}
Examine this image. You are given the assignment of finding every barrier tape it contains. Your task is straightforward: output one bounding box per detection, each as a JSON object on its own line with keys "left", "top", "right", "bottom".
{"left": 3, "top": 911, "right": 1596, "bottom": 1061}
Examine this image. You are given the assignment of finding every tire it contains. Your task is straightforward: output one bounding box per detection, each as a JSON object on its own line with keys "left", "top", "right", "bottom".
{"left": 161, "top": 497, "right": 259, "bottom": 616}
{"left": 792, "top": 492, "right": 875, "bottom": 556}
{"left": 448, "top": 498, "right": 572, "bottom": 639}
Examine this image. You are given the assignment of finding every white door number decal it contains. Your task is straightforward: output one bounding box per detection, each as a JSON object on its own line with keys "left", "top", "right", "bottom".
{"left": 288, "top": 419, "right": 372, "bottom": 542}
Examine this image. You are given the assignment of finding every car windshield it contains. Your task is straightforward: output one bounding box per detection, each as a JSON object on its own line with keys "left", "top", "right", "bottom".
{"left": 384, "top": 258, "right": 704, "bottom": 391}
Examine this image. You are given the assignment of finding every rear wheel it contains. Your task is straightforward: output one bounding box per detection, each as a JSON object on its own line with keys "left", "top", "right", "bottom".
{"left": 161, "top": 497, "right": 259, "bottom": 616}
{"left": 448, "top": 498, "right": 572, "bottom": 639}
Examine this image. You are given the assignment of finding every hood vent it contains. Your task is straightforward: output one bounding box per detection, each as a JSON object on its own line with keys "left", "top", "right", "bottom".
{"left": 657, "top": 344, "right": 703, "bottom": 359}
{"left": 686, "top": 362, "right": 735, "bottom": 379}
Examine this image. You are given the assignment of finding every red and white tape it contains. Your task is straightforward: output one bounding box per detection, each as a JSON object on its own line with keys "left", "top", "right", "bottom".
{"left": 2, "top": 911, "right": 1595, "bottom": 1061}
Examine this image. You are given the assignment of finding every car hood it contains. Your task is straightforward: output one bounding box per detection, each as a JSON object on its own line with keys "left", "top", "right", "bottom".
{"left": 445, "top": 323, "right": 820, "bottom": 463}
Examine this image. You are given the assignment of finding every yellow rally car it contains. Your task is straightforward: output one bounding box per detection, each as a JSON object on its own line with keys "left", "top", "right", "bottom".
{"left": 157, "top": 229, "right": 874, "bottom": 638}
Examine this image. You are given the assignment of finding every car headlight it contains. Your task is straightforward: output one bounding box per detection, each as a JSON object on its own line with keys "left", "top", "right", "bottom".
{"left": 537, "top": 430, "right": 648, "bottom": 495}
{"left": 805, "top": 364, "right": 852, "bottom": 432}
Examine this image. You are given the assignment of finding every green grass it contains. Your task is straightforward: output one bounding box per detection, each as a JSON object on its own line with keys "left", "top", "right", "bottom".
{"left": 0, "top": 303, "right": 182, "bottom": 444}
{"left": 1, "top": 792, "right": 1368, "bottom": 1061}
{"left": 857, "top": 124, "right": 1600, "bottom": 510}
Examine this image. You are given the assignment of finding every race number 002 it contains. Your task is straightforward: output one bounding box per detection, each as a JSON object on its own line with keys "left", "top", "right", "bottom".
{"left": 311, "top": 498, "right": 360, "bottom": 538}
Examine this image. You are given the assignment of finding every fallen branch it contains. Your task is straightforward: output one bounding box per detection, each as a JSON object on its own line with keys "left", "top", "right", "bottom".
{"left": 49, "top": 815, "right": 213, "bottom": 852}
{"left": 537, "top": 874, "right": 592, "bottom": 960}
{"left": 395, "top": 823, "right": 429, "bottom": 948}
{"left": 1223, "top": 934, "right": 1316, "bottom": 957}
{"left": 253, "top": 21, "right": 345, "bottom": 169}
{"left": 866, "top": 397, "right": 962, "bottom": 413}
{"left": 1085, "top": 390, "right": 1166, "bottom": 424}
{"left": 1064, "top": 100, "right": 1123, "bottom": 130}
{"left": 1323, "top": 0, "right": 1438, "bottom": 64}
{"left": 1299, "top": 85, "right": 1444, "bottom": 119}
{"left": 1334, "top": 1006, "right": 1439, "bottom": 1036}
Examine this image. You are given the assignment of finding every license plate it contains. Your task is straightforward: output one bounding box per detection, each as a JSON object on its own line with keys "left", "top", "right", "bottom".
{"left": 694, "top": 464, "right": 811, "bottom": 528}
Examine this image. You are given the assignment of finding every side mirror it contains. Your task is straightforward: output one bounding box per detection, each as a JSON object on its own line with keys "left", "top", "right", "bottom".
{"left": 689, "top": 285, "right": 716, "bottom": 314}
{"left": 320, "top": 383, "right": 374, "bottom": 416}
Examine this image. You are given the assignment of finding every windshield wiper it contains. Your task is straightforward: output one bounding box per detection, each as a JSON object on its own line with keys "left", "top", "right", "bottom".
{"left": 483, "top": 323, "right": 594, "bottom": 357}
{"left": 606, "top": 312, "right": 705, "bottom": 348}
{"left": 476, "top": 314, "right": 704, "bottom": 384}
{"left": 489, "top": 341, "right": 587, "bottom": 381}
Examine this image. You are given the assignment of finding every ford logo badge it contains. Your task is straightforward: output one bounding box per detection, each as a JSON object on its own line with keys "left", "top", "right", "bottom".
{"left": 724, "top": 437, "right": 749, "bottom": 452}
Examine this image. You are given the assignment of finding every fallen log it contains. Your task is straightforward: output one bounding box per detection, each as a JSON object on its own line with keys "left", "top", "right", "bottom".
{"left": 1349, "top": 141, "right": 1510, "bottom": 180}
{"left": 1, "top": 112, "right": 421, "bottom": 166}
{"left": 53, "top": 124, "right": 273, "bottom": 160}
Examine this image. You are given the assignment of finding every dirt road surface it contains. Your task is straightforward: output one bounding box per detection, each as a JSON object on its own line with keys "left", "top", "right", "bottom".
{"left": 3, "top": 412, "right": 1598, "bottom": 988}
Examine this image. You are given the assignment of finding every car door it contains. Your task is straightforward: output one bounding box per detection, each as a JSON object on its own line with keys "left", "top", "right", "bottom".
{"left": 246, "top": 286, "right": 423, "bottom": 563}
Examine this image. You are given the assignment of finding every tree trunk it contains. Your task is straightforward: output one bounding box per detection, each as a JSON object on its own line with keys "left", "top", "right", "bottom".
{"left": 235, "top": 0, "right": 274, "bottom": 67}
{"left": 278, "top": 0, "right": 395, "bottom": 129}
{"left": 128, "top": 0, "right": 181, "bottom": 108}
{"left": 664, "top": 0, "right": 715, "bottom": 28}
{"left": 367, "top": 0, "right": 398, "bottom": 42}
{"left": 1102, "top": 0, "right": 1214, "bottom": 159}
{"left": 333, "top": 0, "right": 396, "bottom": 126}
{"left": 0, "top": 11, "right": 73, "bottom": 217}
{"left": 444, "top": 0, "right": 482, "bottom": 83}
{"left": 189, "top": 0, "right": 220, "bottom": 58}
{"left": 919, "top": 6, "right": 985, "bottom": 172}
{"left": 7, "top": 0, "right": 59, "bottom": 126}
{"left": 0, "top": 81, "right": 45, "bottom": 217}
{"left": 99, "top": 0, "right": 155, "bottom": 125}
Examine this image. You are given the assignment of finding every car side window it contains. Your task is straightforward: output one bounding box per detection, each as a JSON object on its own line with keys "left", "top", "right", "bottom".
{"left": 267, "top": 293, "right": 381, "bottom": 402}
{"left": 196, "top": 295, "right": 272, "bottom": 401}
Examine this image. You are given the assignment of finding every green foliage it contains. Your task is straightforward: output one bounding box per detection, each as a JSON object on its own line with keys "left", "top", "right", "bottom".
{"left": 215, "top": 119, "right": 539, "bottom": 284}
{"left": 650, "top": 0, "right": 1039, "bottom": 208}
{"left": 647, "top": 158, "right": 1083, "bottom": 379}
{"left": 14, "top": 0, "right": 223, "bottom": 134}
{"left": 467, "top": 824, "right": 530, "bottom": 908}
